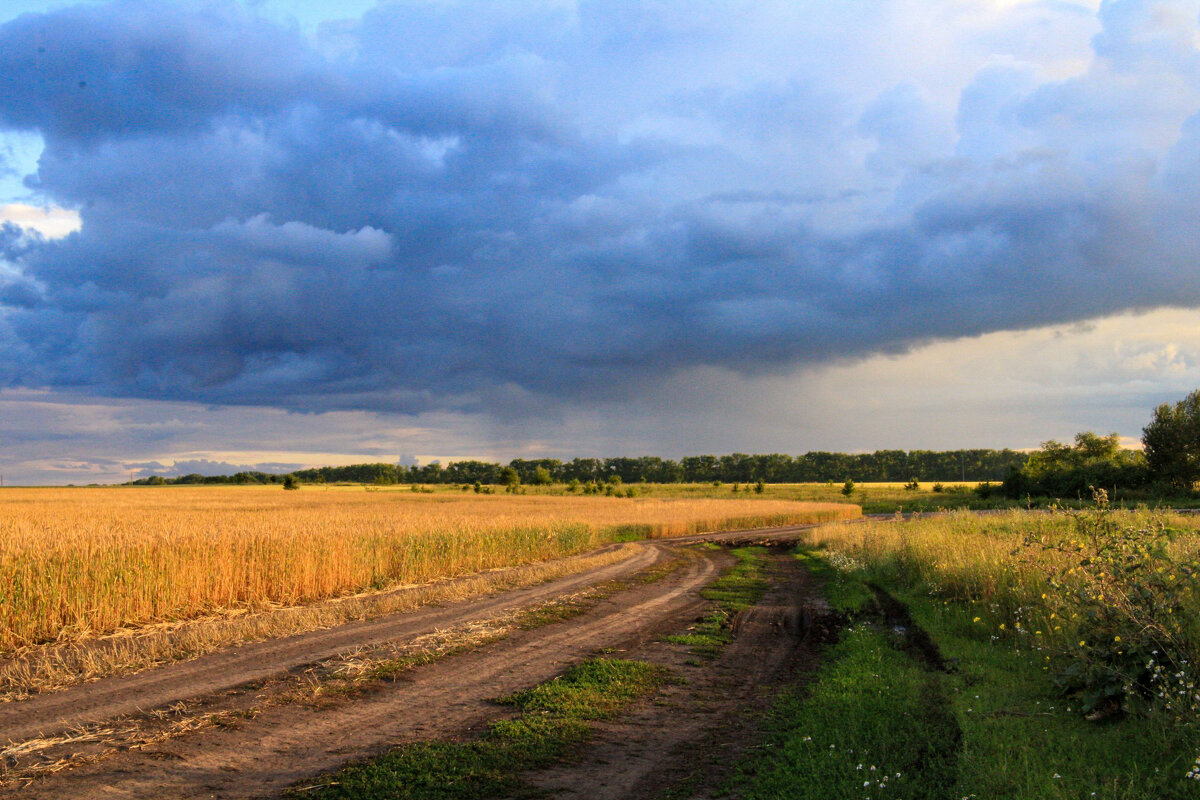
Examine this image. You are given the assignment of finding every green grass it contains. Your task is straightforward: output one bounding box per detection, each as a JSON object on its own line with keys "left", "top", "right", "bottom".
{"left": 776, "top": 539, "right": 1200, "bottom": 799}
{"left": 792, "top": 547, "right": 872, "bottom": 615}
{"left": 666, "top": 546, "right": 767, "bottom": 656}
{"left": 291, "top": 658, "right": 667, "bottom": 800}
{"left": 727, "top": 624, "right": 960, "bottom": 800}
{"left": 905, "top": 594, "right": 1200, "bottom": 799}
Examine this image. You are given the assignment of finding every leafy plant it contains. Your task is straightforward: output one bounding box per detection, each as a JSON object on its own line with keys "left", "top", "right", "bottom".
{"left": 1023, "top": 490, "right": 1200, "bottom": 716}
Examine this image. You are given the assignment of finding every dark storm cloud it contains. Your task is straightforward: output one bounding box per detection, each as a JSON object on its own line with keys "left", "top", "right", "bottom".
{"left": 2, "top": 0, "right": 1200, "bottom": 414}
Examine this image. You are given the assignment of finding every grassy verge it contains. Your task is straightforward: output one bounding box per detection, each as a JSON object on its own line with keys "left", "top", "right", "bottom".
{"left": 288, "top": 658, "right": 667, "bottom": 800}
{"left": 791, "top": 548, "right": 872, "bottom": 615}
{"left": 770, "top": 532, "right": 1200, "bottom": 799}
{"left": 727, "top": 624, "right": 959, "bottom": 800}
{"left": 666, "top": 546, "right": 767, "bottom": 656}
{"left": 906, "top": 594, "right": 1199, "bottom": 799}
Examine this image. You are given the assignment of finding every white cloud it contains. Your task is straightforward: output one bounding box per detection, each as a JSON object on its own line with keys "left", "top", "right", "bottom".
{"left": 0, "top": 203, "right": 80, "bottom": 238}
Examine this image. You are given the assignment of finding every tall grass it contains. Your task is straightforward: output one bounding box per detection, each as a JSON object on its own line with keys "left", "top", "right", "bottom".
{"left": 806, "top": 508, "right": 1200, "bottom": 714}
{"left": 0, "top": 487, "right": 856, "bottom": 653}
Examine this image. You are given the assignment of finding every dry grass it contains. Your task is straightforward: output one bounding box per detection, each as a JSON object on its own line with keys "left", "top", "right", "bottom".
{"left": 0, "top": 487, "right": 856, "bottom": 657}
{"left": 805, "top": 508, "right": 1200, "bottom": 643}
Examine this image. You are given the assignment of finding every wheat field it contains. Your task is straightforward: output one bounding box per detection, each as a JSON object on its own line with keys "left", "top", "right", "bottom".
{"left": 0, "top": 486, "right": 856, "bottom": 653}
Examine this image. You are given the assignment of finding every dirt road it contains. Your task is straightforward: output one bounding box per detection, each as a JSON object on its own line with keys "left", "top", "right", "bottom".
{"left": 1, "top": 526, "right": 829, "bottom": 799}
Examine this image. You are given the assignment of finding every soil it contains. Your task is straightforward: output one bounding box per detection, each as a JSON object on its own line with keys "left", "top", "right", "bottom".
{"left": 0, "top": 524, "right": 832, "bottom": 799}
{"left": 526, "top": 549, "right": 837, "bottom": 800}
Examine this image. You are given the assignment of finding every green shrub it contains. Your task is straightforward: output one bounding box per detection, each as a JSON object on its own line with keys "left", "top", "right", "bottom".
{"left": 1022, "top": 491, "right": 1200, "bottom": 717}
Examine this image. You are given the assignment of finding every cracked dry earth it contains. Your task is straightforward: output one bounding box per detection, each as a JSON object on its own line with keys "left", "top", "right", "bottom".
{"left": 0, "top": 527, "right": 832, "bottom": 799}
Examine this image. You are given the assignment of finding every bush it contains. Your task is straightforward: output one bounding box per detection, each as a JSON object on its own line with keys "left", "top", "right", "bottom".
{"left": 283, "top": 475, "right": 300, "bottom": 491}
{"left": 841, "top": 479, "right": 855, "bottom": 497}
{"left": 1022, "top": 491, "right": 1200, "bottom": 717}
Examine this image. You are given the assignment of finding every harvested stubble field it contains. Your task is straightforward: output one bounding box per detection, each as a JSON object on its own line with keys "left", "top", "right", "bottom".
{"left": 0, "top": 486, "right": 856, "bottom": 656}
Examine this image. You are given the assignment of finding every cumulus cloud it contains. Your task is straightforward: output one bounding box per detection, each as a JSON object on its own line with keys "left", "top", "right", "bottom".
{"left": 1, "top": 0, "right": 1199, "bottom": 415}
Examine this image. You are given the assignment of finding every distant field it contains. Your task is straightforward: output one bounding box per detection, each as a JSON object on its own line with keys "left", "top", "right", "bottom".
{"left": 0, "top": 486, "right": 856, "bottom": 653}
{"left": 604, "top": 480, "right": 993, "bottom": 511}
{"left": 386, "top": 479, "right": 1001, "bottom": 512}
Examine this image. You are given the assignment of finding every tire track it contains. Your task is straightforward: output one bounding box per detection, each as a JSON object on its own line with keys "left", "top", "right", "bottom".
{"left": 0, "top": 542, "right": 659, "bottom": 746}
{"left": 7, "top": 546, "right": 722, "bottom": 799}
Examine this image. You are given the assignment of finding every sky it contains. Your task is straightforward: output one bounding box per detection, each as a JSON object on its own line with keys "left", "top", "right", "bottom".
{"left": 3, "top": 0, "right": 1200, "bottom": 484}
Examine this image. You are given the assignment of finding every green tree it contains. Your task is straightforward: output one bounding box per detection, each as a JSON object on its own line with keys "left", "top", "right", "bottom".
{"left": 499, "top": 466, "right": 521, "bottom": 492}
{"left": 1003, "top": 432, "right": 1145, "bottom": 498}
{"left": 1143, "top": 389, "right": 1200, "bottom": 489}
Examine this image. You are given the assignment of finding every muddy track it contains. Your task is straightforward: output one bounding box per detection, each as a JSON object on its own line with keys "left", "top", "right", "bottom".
{"left": 527, "top": 548, "right": 836, "bottom": 800}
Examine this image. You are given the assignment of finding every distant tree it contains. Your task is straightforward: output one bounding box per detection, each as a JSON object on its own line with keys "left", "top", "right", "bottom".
{"left": 1003, "top": 432, "right": 1146, "bottom": 498}
{"left": 533, "top": 466, "right": 553, "bottom": 485}
{"left": 283, "top": 474, "right": 300, "bottom": 491}
{"left": 498, "top": 466, "right": 520, "bottom": 492}
{"left": 1143, "top": 390, "right": 1200, "bottom": 489}
{"left": 841, "top": 479, "right": 855, "bottom": 497}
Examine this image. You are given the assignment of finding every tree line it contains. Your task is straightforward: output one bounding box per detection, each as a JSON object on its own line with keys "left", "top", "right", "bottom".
{"left": 127, "top": 448, "right": 1029, "bottom": 487}
{"left": 1002, "top": 389, "right": 1200, "bottom": 499}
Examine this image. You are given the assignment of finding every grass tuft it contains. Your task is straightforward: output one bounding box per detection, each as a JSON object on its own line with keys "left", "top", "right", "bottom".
{"left": 289, "top": 658, "right": 667, "bottom": 800}
{"left": 666, "top": 547, "right": 767, "bottom": 656}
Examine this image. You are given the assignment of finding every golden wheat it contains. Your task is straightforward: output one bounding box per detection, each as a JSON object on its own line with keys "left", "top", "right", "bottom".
{"left": 0, "top": 486, "right": 856, "bottom": 653}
